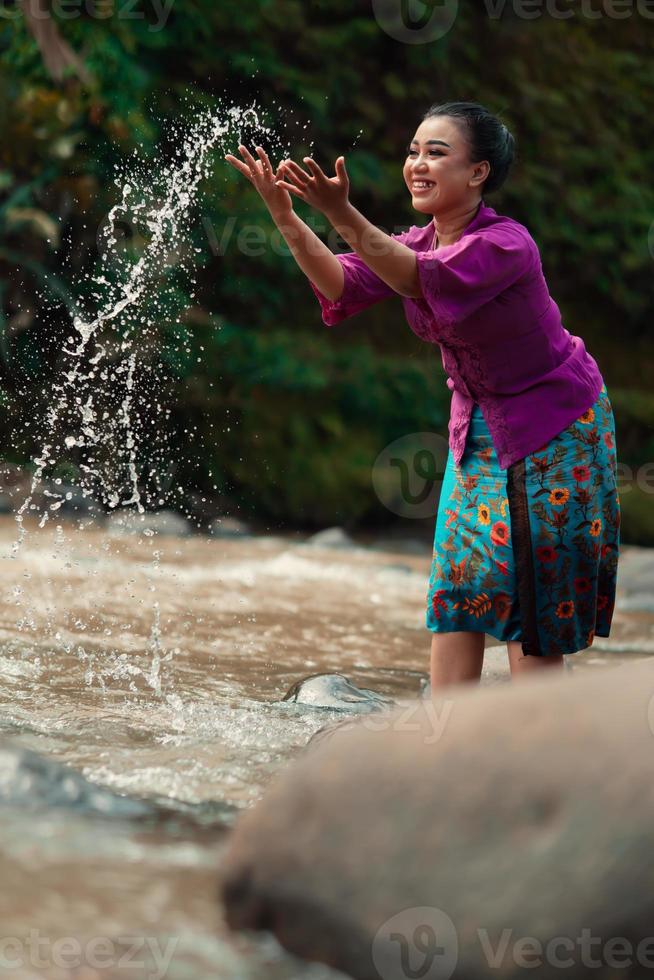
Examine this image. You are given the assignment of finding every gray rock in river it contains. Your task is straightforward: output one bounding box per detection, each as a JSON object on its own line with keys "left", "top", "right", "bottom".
{"left": 42, "top": 482, "right": 104, "bottom": 518}
{"left": 107, "top": 509, "right": 191, "bottom": 537}
{"left": 222, "top": 658, "right": 654, "bottom": 979}
{"left": 616, "top": 545, "right": 654, "bottom": 613}
{"left": 0, "top": 741, "right": 236, "bottom": 828}
{"left": 0, "top": 742, "right": 153, "bottom": 818}
{"left": 301, "top": 526, "right": 358, "bottom": 549}
{"left": 281, "top": 672, "right": 395, "bottom": 713}
{"left": 209, "top": 516, "right": 253, "bottom": 538}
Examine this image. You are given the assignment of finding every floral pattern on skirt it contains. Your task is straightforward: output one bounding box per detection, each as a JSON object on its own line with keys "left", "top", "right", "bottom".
{"left": 426, "top": 383, "right": 620, "bottom": 656}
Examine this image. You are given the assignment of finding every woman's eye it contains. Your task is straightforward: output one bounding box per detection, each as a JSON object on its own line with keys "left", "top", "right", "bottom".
{"left": 406, "top": 150, "right": 443, "bottom": 157}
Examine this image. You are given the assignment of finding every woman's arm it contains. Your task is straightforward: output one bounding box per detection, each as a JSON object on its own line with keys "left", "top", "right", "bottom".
{"left": 276, "top": 156, "right": 421, "bottom": 298}
{"left": 278, "top": 156, "right": 536, "bottom": 321}
{"left": 224, "top": 144, "right": 347, "bottom": 302}
{"left": 321, "top": 200, "right": 420, "bottom": 299}
{"left": 267, "top": 209, "right": 346, "bottom": 302}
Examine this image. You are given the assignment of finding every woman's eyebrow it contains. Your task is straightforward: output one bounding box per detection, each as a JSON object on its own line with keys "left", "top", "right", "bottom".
{"left": 409, "top": 139, "right": 453, "bottom": 148}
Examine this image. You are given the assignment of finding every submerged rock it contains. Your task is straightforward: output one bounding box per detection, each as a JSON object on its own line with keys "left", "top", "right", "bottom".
{"left": 0, "top": 742, "right": 154, "bottom": 818}
{"left": 107, "top": 509, "right": 191, "bottom": 537}
{"left": 42, "top": 482, "right": 104, "bottom": 518}
{"left": 615, "top": 546, "right": 654, "bottom": 613}
{"left": 305, "top": 716, "right": 365, "bottom": 751}
{"left": 369, "top": 535, "right": 431, "bottom": 555}
{"left": 222, "top": 659, "right": 654, "bottom": 979}
{"left": 281, "top": 672, "right": 395, "bottom": 713}
{"left": 0, "top": 742, "right": 236, "bottom": 828}
{"left": 209, "top": 516, "right": 253, "bottom": 538}
{"left": 301, "top": 526, "right": 357, "bottom": 549}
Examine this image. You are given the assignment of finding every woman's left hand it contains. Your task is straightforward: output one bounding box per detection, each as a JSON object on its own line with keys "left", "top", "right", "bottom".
{"left": 274, "top": 155, "right": 350, "bottom": 217}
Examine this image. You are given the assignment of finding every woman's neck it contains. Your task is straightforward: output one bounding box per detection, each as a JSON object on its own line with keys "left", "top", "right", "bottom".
{"left": 431, "top": 200, "right": 482, "bottom": 247}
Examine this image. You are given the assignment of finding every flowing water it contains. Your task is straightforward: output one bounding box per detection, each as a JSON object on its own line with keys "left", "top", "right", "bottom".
{"left": 2, "top": 97, "right": 653, "bottom": 978}
{"left": 0, "top": 514, "right": 652, "bottom": 979}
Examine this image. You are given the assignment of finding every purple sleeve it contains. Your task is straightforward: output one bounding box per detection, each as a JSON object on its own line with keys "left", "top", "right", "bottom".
{"left": 309, "top": 229, "right": 412, "bottom": 327}
{"left": 413, "top": 229, "right": 535, "bottom": 326}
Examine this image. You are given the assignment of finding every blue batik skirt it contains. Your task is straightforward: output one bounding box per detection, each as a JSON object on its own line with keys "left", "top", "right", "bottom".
{"left": 426, "top": 384, "right": 620, "bottom": 656}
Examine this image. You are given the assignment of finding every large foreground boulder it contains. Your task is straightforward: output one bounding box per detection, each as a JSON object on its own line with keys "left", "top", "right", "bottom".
{"left": 221, "top": 660, "right": 654, "bottom": 979}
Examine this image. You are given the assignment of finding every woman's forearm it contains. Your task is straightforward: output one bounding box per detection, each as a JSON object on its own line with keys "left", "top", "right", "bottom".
{"left": 268, "top": 209, "right": 345, "bottom": 302}
{"left": 323, "top": 201, "right": 421, "bottom": 298}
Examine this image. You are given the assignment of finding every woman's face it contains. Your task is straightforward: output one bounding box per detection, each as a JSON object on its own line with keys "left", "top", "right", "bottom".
{"left": 403, "top": 115, "right": 489, "bottom": 215}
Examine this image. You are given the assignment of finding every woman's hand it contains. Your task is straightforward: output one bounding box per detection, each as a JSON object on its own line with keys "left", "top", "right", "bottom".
{"left": 274, "top": 156, "right": 350, "bottom": 218}
{"left": 224, "top": 144, "right": 293, "bottom": 219}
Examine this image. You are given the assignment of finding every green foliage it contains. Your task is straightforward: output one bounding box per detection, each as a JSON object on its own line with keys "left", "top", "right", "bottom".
{"left": 164, "top": 316, "right": 450, "bottom": 526}
{"left": 0, "top": 1, "right": 653, "bottom": 536}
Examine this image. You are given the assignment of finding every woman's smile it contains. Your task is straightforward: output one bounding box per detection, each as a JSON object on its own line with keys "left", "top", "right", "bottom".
{"left": 411, "top": 179, "right": 436, "bottom": 195}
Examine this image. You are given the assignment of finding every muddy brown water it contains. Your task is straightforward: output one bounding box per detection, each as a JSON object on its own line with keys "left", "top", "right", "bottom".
{"left": 0, "top": 515, "right": 650, "bottom": 979}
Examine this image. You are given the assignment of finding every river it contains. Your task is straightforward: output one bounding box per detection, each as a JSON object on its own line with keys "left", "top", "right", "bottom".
{"left": 0, "top": 514, "right": 651, "bottom": 979}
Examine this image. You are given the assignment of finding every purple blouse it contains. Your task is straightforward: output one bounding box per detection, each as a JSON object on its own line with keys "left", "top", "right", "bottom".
{"left": 309, "top": 201, "right": 605, "bottom": 470}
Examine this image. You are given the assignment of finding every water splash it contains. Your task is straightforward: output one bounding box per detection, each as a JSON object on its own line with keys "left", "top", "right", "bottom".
{"left": 11, "top": 98, "right": 303, "bottom": 553}
{"left": 5, "top": 95, "right": 312, "bottom": 656}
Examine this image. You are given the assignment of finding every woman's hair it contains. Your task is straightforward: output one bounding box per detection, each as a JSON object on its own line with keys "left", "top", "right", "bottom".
{"left": 422, "top": 101, "right": 515, "bottom": 194}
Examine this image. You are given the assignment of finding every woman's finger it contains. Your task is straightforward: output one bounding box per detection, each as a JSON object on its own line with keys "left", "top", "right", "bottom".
{"left": 224, "top": 155, "right": 254, "bottom": 180}
{"left": 281, "top": 160, "right": 311, "bottom": 184}
{"left": 334, "top": 156, "right": 348, "bottom": 181}
{"left": 302, "top": 157, "right": 327, "bottom": 181}
{"left": 273, "top": 179, "right": 307, "bottom": 199}
{"left": 237, "top": 144, "right": 262, "bottom": 179}
{"left": 276, "top": 167, "right": 309, "bottom": 192}
{"left": 255, "top": 146, "right": 273, "bottom": 178}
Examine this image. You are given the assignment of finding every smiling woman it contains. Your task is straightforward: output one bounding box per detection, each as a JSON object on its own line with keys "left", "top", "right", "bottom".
{"left": 224, "top": 100, "right": 620, "bottom": 691}
{"left": 403, "top": 103, "right": 516, "bottom": 245}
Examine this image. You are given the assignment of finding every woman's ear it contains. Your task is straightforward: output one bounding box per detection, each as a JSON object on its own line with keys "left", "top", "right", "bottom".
{"left": 471, "top": 160, "right": 490, "bottom": 187}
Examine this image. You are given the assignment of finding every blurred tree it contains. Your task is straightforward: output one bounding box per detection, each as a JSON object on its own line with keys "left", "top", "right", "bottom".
{"left": 23, "top": 0, "right": 92, "bottom": 83}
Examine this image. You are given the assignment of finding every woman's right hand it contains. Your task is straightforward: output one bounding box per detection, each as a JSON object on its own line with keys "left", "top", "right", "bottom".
{"left": 224, "top": 144, "right": 293, "bottom": 218}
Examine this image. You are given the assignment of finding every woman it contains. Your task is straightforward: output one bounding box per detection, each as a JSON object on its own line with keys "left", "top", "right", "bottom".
{"left": 224, "top": 100, "right": 620, "bottom": 690}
